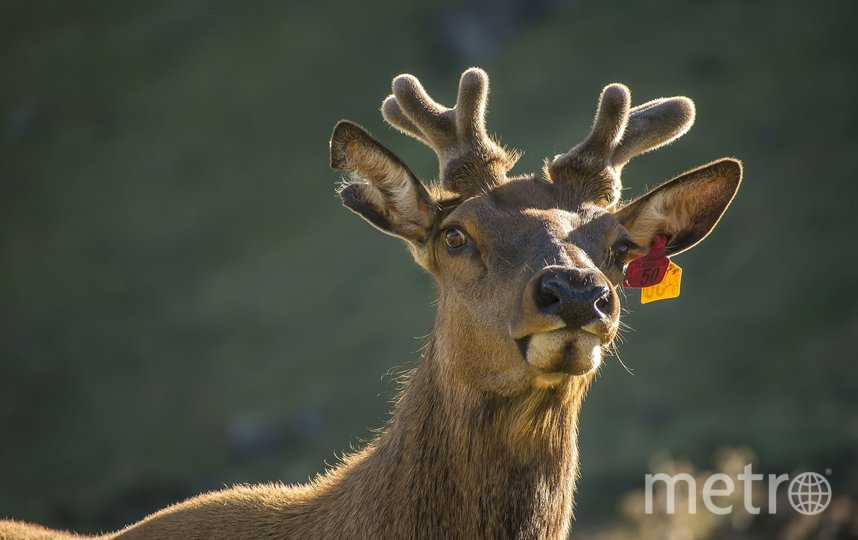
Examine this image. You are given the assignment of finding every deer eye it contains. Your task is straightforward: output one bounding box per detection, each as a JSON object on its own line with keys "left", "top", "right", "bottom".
{"left": 444, "top": 228, "right": 468, "bottom": 250}
{"left": 611, "top": 241, "right": 631, "bottom": 264}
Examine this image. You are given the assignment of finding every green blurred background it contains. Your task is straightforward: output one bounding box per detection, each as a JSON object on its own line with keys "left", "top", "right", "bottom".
{"left": 2, "top": 0, "right": 856, "bottom": 537}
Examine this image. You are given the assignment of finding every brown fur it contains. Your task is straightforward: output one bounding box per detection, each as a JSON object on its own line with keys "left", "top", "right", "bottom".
{"left": 1, "top": 68, "right": 742, "bottom": 539}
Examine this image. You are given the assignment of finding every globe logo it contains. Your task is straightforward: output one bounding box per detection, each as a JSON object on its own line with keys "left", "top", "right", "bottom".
{"left": 788, "top": 472, "right": 832, "bottom": 515}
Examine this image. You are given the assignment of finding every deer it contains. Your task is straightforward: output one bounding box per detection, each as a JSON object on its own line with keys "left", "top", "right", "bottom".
{"left": 0, "top": 67, "right": 741, "bottom": 540}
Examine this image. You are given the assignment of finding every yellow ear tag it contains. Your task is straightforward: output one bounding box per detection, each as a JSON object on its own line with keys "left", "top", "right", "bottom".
{"left": 640, "top": 261, "right": 682, "bottom": 304}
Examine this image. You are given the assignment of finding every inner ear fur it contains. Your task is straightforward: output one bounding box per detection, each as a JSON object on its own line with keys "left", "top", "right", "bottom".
{"left": 330, "top": 121, "right": 436, "bottom": 245}
{"left": 614, "top": 158, "right": 742, "bottom": 256}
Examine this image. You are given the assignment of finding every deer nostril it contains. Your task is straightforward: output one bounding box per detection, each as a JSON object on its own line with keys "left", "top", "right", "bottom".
{"left": 594, "top": 294, "right": 610, "bottom": 313}
{"left": 536, "top": 284, "right": 562, "bottom": 311}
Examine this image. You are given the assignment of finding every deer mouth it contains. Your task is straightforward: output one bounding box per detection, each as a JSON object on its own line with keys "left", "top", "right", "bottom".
{"left": 515, "top": 328, "right": 602, "bottom": 378}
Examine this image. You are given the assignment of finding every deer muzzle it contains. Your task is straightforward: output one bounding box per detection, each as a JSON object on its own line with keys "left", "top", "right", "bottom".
{"left": 510, "top": 266, "right": 618, "bottom": 377}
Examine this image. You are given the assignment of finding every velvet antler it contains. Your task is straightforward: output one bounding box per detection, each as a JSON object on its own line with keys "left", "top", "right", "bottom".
{"left": 547, "top": 84, "right": 696, "bottom": 208}
{"left": 381, "top": 68, "right": 519, "bottom": 195}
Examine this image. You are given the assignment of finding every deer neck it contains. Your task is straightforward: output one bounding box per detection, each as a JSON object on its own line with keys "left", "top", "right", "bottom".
{"left": 333, "top": 333, "right": 593, "bottom": 538}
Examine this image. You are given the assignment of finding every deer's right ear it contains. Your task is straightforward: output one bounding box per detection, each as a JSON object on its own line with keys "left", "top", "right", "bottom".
{"left": 331, "top": 121, "right": 436, "bottom": 245}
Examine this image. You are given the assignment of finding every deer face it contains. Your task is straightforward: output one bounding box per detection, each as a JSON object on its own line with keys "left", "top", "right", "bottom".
{"left": 330, "top": 69, "right": 741, "bottom": 396}
{"left": 425, "top": 181, "right": 624, "bottom": 389}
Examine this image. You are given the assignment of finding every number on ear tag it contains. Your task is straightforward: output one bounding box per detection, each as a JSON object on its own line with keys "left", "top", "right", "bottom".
{"left": 623, "top": 235, "right": 670, "bottom": 288}
{"left": 640, "top": 261, "right": 682, "bottom": 303}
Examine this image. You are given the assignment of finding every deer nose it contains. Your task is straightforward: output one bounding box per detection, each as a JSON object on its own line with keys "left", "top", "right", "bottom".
{"left": 535, "top": 269, "right": 612, "bottom": 327}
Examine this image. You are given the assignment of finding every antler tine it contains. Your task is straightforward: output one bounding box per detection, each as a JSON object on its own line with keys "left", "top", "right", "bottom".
{"left": 455, "top": 68, "right": 490, "bottom": 145}
{"left": 583, "top": 84, "right": 632, "bottom": 159}
{"left": 548, "top": 84, "right": 695, "bottom": 208}
{"left": 389, "top": 74, "right": 450, "bottom": 144}
{"left": 381, "top": 68, "right": 517, "bottom": 193}
{"left": 381, "top": 95, "right": 426, "bottom": 144}
{"left": 612, "top": 97, "right": 695, "bottom": 168}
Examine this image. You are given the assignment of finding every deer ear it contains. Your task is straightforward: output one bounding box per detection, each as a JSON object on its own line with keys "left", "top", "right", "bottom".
{"left": 614, "top": 159, "right": 742, "bottom": 256}
{"left": 330, "top": 121, "right": 436, "bottom": 245}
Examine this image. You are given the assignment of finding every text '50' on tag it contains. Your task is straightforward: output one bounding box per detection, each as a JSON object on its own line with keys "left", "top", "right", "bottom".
{"left": 623, "top": 256, "right": 669, "bottom": 288}
{"left": 623, "top": 235, "right": 670, "bottom": 288}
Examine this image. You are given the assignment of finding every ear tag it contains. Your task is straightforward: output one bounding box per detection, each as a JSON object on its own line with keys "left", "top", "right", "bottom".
{"left": 623, "top": 235, "right": 670, "bottom": 288}
{"left": 640, "top": 261, "right": 682, "bottom": 303}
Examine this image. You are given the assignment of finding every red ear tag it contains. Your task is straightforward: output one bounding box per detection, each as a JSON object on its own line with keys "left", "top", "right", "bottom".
{"left": 623, "top": 235, "right": 670, "bottom": 288}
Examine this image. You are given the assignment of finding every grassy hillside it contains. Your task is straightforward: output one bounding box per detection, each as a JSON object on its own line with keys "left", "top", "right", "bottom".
{"left": 1, "top": 0, "right": 856, "bottom": 534}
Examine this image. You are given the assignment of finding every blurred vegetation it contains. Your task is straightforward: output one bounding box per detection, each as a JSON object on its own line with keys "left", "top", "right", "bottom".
{"left": 1, "top": 0, "right": 856, "bottom": 536}
{"left": 579, "top": 448, "right": 858, "bottom": 540}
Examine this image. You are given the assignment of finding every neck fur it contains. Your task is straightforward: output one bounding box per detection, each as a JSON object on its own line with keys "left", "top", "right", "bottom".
{"left": 300, "top": 336, "right": 594, "bottom": 539}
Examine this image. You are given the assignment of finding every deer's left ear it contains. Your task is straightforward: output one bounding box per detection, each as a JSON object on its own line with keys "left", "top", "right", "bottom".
{"left": 330, "top": 121, "right": 436, "bottom": 246}
{"left": 614, "top": 159, "right": 742, "bottom": 256}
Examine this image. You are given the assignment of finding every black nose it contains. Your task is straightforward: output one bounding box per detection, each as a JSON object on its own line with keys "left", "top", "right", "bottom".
{"left": 535, "top": 269, "right": 611, "bottom": 327}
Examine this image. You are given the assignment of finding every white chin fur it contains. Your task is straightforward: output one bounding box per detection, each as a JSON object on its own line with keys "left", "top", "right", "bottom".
{"left": 526, "top": 329, "right": 602, "bottom": 377}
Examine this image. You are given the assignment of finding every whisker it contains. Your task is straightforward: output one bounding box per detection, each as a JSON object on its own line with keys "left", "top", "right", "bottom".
{"left": 608, "top": 341, "right": 634, "bottom": 375}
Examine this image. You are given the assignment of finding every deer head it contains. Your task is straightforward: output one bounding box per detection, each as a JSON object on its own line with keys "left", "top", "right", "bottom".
{"left": 330, "top": 68, "right": 741, "bottom": 397}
